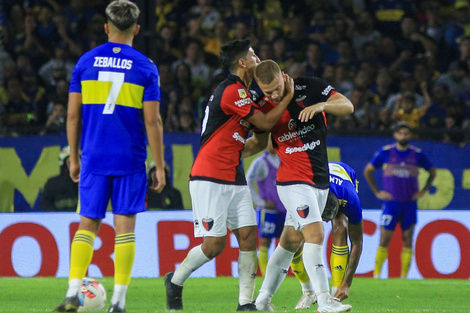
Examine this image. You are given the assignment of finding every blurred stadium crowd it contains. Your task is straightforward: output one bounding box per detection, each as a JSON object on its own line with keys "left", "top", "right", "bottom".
{"left": 1, "top": 0, "right": 470, "bottom": 145}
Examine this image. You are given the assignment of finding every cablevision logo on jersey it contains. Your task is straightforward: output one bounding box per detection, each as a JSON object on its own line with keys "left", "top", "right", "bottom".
{"left": 278, "top": 119, "right": 316, "bottom": 142}
{"left": 285, "top": 140, "right": 321, "bottom": 154}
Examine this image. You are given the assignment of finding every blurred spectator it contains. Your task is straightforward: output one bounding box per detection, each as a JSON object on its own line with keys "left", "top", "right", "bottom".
{"left": 334, "top": 63, "right": 354, "bottom": 96}
{"left": 187, "top": 0, "right": 220, "bottom": 38}
{"left": 371, "top": 68, "right": 395, "bottom": 106}
{"left": 1, "top": 76, "right": 37, "bottom": 136}
{"left": 155, "top": 0, "right": 182, "bottom": 32}
{"left": 157, "top": 62, "right": 176, "bottom": 122}
{"left": 63, "top": 0, "right": 97, "bottom": 36}
{"left": 386, "top": 73, "right": 425, "bottom": 111}
{"left": 173, "top": 62, "right": 201, "bottom": 102}
{"left": 443, "top": 0, "right": 470, "bottom": 52}
{"left": 224, "top": 0, "right": 255, "bottom": 30}
{"left": 392, "top": 82, "right": 432, "bottom": 130}
{"left": 200, "top": 19, "right": 230, "bottom": 58}
{"left": 370, "top": 0, "right": 416, "bottom": 37}
{"left": 351, "top": 11, "right": 381, "bottom": 59}
{"left": 271, "top": 35, "right": 288, "bottom": 70}
{"left": 304, "top": 40, "right": 324, "bottom": 77}
{"left": 13, "top": 13, "right": 48, "bottom": 68}
{"left": 257, "top": 40, "right": 274, "bottom": 61}
{"left": 165, "top": 94, "right": 199, "bottom": 133}
{"left": 393, "top": 13, "right": 438, "bottom": 74}
{"left": 40, "top": 146, "right": 78, "bottom": 212}
{"left": 443, "top": 101, "right": 466, "bottom": 144}
{"left": 154, "top": 23, "right": 183, "bottom": 64}
{"left": 287, "top": 62, "right": 305, "bottom": 79}
{"left": 38, "top": 44, "right": 74, "bottom": 85}
{"left": 52, "top": 13, "right": 83, "bottom": 59}
{"left": 37, "top": 4, "right": 60, "bottom": 51}
{"left": 231, "top": 20, "right": 249, "bottom": 40}
{"left": 377, "top": 36, "right": 400, "bottom": 68}
{"left": 146, "top": 162, "right": 183, "bottom": 210}
{"left": 21, "top": 66, "right": 48, "bottom": 125}
{"left": 435, "top": 60, "right": 470, "bottom": 96}
{"left": 422, "top": 83, "right": 455, "bottom": 131}
{"left": 172, "top": 38, "right": 211, "bottom": 90}
{"left": 40, "top": 102, "right": 66, "bottom": 135}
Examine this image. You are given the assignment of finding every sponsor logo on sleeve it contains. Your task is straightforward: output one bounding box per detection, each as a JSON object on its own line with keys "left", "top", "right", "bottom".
{"left": 238, "top": 89, "right": 248, "bottom": 98}
{"left": 321, "top": 85, "right": 334, "bottom": 96}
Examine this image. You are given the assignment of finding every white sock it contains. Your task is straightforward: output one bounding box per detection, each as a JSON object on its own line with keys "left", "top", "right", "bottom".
{"left": 301, "top": 281, "right": 314, "bottom": 293}
{"left": 238, "top": 250, "right": 258, "bottom": 305}
{"left": 303, "top": 243, "right": 330, "bottom": 306}
{"left": 172, "top": 245, "right": 210, "bottom": 286}
{"left": 256, "top": 245, "right": 295, "bottom": 306}
{"left": 331, "top": 286, "right": 338, "bottom": 297}
{"left": 110, "top": 284, "right": 128, "bottom": 308}
{"left": 66, "top": 279, "right": 82, "bottom": 297}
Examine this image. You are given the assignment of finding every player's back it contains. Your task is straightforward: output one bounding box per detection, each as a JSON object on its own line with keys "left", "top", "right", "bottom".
{"left": 70, "top": 42, "right": 160, "bottom": 176}
{"left": 329, "top": 162, "right": 363, "bottom": 223}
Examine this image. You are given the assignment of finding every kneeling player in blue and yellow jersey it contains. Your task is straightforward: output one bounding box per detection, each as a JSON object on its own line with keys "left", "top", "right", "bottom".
{"left": 291, "top": 161, "right": 364, "bottom": 309}
{"left": 54, "top": 1, "right": 165, "bottom": 312}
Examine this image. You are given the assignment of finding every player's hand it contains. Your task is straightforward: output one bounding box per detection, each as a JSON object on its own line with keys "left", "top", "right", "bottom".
{"left": 333, "top": 284, "right": 350, "bottom": 301}
{"left": 264, "top": 200, "right": 275, "bottom": 210}
{"left": 298, "top": 103, "right": 325, "bottom": 122}
{"left": 376, "top": 190, "right": 392, "bottom": 201}
{"left": 412, "top": 190, "right": 426, "bottom": 200}
{"left": 282, "top": 72, "right": 294, "bottom": 103}
{"left": 69, "top": 160, "right": 81, "bottom": 183}
{"left": 150, "top": 167, "right": 166, "bottom": 193}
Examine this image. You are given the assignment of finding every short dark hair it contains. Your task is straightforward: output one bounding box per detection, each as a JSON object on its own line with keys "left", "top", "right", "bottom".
{"left": 393, "top": 121, "right": 412, "bottom": 132}
{"left": 220, "top": 39, "right": 251, "bottom": 72}
{"left": 322, "top": 191, "right": 339, "bottom": 222}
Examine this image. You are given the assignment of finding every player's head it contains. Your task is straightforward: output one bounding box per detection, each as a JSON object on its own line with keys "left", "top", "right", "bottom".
{"left": 220, "top": 39, "right": 260, "bottom": 73}
{"left": 322, "top": 191, "right": 339, "bottom": 222}
{"left": 105, "top": 0, "right": 140, "bottom": 34}
{"left": 254, "top": 60, "right": 285, "bottom": 104}
{"left": 393, "top": 121, "right": 412, "bottom": 147}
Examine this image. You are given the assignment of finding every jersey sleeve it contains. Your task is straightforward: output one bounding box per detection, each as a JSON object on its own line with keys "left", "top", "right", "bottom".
{"left": 370, "top": 148, "right": 387, "bottom": 169}
{"left": 221, "top": 84, "right": 259, "bottom": 118}
{"left": 304, "top": 77, "right": 336, "bottom": 105}
{"left": 69, "top": 55, "right": 86, "bottom": 93}
{"left": 143, "top": 62, "right": 161, "bottom": 102}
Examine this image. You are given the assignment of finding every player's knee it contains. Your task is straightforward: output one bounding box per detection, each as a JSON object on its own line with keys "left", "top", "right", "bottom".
{"left": 202, "top": 238, "right": 226, "bottom": 259}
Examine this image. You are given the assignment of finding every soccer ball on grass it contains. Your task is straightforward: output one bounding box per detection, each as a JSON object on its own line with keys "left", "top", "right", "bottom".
{"left": 77, "top": 278, "right": 107, "bottom": 312}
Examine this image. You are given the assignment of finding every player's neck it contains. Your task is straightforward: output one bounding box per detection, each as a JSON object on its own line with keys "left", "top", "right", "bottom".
{"left": 108, "top": 33, "right": 134, "bottom": 46}
{"left": 234, "top": 68, "right": 254, "bottom": 88}
{"left": 396, "top": 143, "right": 408, "bottom": 151}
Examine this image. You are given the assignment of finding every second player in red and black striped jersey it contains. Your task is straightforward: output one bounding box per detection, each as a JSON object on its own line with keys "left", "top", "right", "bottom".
{"left": 190, "top": 74, "right": 259, "bottom": 184}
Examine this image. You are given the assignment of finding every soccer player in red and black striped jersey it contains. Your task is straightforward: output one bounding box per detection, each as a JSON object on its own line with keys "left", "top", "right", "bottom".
{"left": 164, "top": 39, "right": 294, "bottom": 311}
{"left": 248, "top": 60, "right": 355, "bottom": 313}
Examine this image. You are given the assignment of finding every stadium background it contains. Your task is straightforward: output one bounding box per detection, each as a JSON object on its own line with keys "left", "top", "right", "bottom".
{"left": 0, "top": 0, "right": 469, "bottom": 280}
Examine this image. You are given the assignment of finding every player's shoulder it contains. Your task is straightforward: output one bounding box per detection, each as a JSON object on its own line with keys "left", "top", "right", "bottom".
{"left": 382, "top": 144, "right": 395, "bottom": 151}
{"left": 409, "top": 145, "right": 422, "bottom": 153}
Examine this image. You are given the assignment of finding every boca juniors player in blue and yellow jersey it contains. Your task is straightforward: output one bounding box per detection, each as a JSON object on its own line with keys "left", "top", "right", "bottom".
{"left": 55, "top": 1, "right": 165, "bottom": 312}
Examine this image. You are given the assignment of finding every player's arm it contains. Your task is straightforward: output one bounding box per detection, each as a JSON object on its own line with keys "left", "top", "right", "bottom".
{"left": 298, "top": 92, "right": 354, "bottom": 122}
{"left": 363, "top": 162, "right": 392, "bottom": 200}
{"left": 412, "top": 166, "right": 436, "bottom": 200}
{"left": 143, "top": 100, "right": 166, "bottom": 193}
{"left": 242, "top": 131, "right": 270, "bottom": 158}
{"left": 246, "top": 74, "right": 294, "bottom": 131}
{"left": 335, "top": 219, "right": 364, "bottom": 301}
{"left": 66, "top": 92, "right": 82, "bottom": 183}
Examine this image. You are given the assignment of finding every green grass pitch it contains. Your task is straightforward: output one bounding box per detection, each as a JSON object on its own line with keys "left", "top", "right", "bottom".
{"left": 1, "top": 277, "right": 468, "bottom": 312}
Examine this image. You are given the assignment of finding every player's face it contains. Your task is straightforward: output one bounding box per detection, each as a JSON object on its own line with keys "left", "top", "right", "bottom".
{"left": 244, "top": 47, "right": 261, "bottom": 71}
{"left": 258, "top": 72, "right": 285, "bottom": 104}
{"left": 394, "top": 128, "right": 412, "bottom": 147}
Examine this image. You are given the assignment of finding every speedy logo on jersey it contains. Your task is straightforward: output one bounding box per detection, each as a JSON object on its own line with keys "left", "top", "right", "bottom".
{"left": 202, "top": 217, "right": 214, "bottom": 231}
{"left": 285, "top": 140, "right": 320, "bottom": 154}
{"left": 232, "top": 132, "right": 246, "bottom": 143}
{"left": 297, "top": 205, "right": 309, "bottom": 218}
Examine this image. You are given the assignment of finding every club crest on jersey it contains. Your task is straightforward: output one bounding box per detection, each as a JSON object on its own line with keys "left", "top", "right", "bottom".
{"left": 288, "top": 119, "right": 296, "bottom": 130}
{"left": 113, "top": 47, "right": 121, "bottom": 54}
{"left": 238, "top": 89, "right": 248, "bottom": 98}
{"left": 202, "top": 217, "right": 214, "bottom": 231}
{"left": 297, "top": 205, "right": 309, "bottom": 218}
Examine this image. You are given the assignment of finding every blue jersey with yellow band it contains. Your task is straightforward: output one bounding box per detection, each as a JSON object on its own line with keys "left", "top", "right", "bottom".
{"left": 328, "top": 162, "right": 363, "bottom": 224}
{"left": 69, "top": 42, "right": 160, "bottom": 176}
